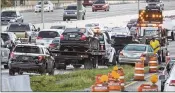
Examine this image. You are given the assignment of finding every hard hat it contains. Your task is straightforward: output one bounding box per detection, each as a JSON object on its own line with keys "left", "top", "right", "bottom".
{"left": 100, "top": 75, "right": 109, "bottom": 83}
{"left": 111, "top": 71, "right": 120, "bottom": 79}
{"left": 150, "top": 74, "right": 158, "bottom": 84}
{"left": 113, "top": 66, "right": 118, "bottom": 71}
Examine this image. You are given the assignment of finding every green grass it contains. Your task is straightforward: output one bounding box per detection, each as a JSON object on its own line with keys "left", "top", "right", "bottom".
{"left": 30, "top": 65, "right": 149, "bottom": 92}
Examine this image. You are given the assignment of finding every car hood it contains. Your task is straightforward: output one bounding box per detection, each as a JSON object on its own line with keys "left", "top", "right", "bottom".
{"left": 93, "top": 4, "right": 105, "bottom": 6}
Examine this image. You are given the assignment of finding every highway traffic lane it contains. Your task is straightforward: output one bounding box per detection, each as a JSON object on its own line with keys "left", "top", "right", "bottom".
{"left": 21, "top": 1, "right": 175, "bottom": 24}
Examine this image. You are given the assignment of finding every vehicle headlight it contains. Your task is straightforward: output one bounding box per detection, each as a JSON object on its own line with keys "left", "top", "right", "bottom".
{"left": 10, "top": 19, "right": 16, "bottom": 22}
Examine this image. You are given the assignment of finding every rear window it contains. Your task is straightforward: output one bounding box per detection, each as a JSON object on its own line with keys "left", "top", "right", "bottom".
{"left": 50, "top": 26, "right": 65, "bottom": 29}
{"left": 66, "top": 6, "right": 77, "bottom": 10}
{"left": 94, "top": 0, "right": 105, "bottom": 4}
{"left": 1, "top": 33, "right": 10, "bottom": 42}
{"left": 52, "top": 39, "right": 60, "bottom": 43}
{"left": 124, "top": 45, "right": 146, "bottom": 51}
{"left": 1, "top": 11, "right": 16, "bottom": 17}
{"left": 38, "top": 31, "right": 59, "bottom": 38}
{"left": 8, "top": 24, "right": 30, "bottom": 32}
{"left": 64, "top": 28, "right": 86, "bottom": 33}
{"left": 14, "top": 45, "right": 41, "bottom": 54}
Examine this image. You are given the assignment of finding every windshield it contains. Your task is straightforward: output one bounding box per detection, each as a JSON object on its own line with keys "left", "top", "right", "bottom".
{"left": 8, "top": 24, "right": 30, "bottom": 32}
{"left": 38, "top": 31, "right": 60, "bottom": 38}
{"left": 144, "top": 30, "right": 158, "bottom": 36}
{"left": 37, "top": 1, "right": 48, "bottom": 5}
{"left": 94, "top": 0, "right": 105, "bottom": 4}
{"left": 52, "top": 39, "right": 60, "bottom": 43}
{"left": 1, "top": 33, "right": 10, "bottom": 42}
{"left": 66, "top": 6, "right": 77, "bottom": 10}
{"left": 124, "top": 45, "right": 146, "bottom": 51}
{"left": 14, "top": 45, "right": 40, "bottom": 54}
{"left": 146, "top": 0, "right": 160, "bottom": 2}
{"left": 1, "top": 11, "right": 16, "bottom": 17}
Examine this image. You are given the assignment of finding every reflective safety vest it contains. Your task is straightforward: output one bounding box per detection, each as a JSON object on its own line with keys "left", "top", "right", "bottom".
{"left": 150, "top": 40, "right": 160, "bottom": 54}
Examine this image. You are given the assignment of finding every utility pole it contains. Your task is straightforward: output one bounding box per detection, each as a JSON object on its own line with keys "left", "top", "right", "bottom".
{"left": 77, "top": 0, "right": 83, "bottom": 20}
{"left": 41, "top": 0, "right": 44, "bottom": 29}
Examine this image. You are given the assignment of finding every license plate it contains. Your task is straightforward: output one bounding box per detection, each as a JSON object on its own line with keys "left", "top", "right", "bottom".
{"left": 23, "top": 57, "right": 29, "bottom": 60}
{"left": 70, "top": 35, "right": 75, "bottom": 37}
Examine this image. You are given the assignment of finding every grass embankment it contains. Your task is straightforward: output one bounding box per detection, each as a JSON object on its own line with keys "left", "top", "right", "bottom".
{"left": 30, "top": 65, "right": 149, "bottom": 92}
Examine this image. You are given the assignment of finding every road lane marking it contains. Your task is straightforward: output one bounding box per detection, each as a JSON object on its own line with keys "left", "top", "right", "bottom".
{"left": 125, "top": 73, "right": 156, "bottom": 88}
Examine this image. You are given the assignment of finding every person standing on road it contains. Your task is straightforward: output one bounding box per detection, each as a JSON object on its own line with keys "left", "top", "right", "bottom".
{"left": 150, "top": 37, "right": 161, "bottom": 64}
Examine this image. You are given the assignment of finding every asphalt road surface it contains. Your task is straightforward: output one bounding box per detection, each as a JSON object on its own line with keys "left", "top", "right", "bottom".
{"left": 21, "top": 1, "right": 175, "bottom": 24}
{"left": 125, "top": 40, "right": 175, "bottom": 92}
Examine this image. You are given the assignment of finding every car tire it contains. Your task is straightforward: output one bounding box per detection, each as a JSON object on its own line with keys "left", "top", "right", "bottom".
{"left": 112, "top": 53, "right": 117, "bottom": 65}
{"left": 68, "top": 19, "right": 70, "bottom": 21}
{"left": 4, "top": 65, "right": 9, "bottom": 69}
{"left": 84, "top": 59, "right": 93, "bottom": 69}
{"left": 82, "top": 15, "right": 85, "bottom": 20}
{"left": 40, "top": 63, "right": 46, "bottom": 75}
{"left": 21, "top": 19, "right": 24, "bottom": 23}
{"left": 171, "top": 32, "right": 175, "bottom": 41}
{"left": 73, "top": 65, "right": 82, "bottom": 69}
{"left": 9, "top": 69, "right": 15, "bottom": 76}
{"left": 35, "top": 11, "right": 37, "bottom": 13}
{"left": 18, "top": 71, "right": 23, "bottom": 75}
{"left": 63, "top": 18, "right": 66, "bottom": 21}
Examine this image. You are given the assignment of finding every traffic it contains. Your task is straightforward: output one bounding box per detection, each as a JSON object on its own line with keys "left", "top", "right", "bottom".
{"left": 1, "top": 0, "right": 175, "bottom": 92}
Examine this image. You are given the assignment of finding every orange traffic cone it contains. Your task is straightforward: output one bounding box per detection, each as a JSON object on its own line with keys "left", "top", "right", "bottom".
{"left": 117, "top": 67, "right": 125, "bottom": 91}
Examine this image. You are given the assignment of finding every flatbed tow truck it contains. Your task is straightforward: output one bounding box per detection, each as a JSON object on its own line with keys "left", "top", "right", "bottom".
{"left": 50, "top": 30, "right": 116, "bottom": 69}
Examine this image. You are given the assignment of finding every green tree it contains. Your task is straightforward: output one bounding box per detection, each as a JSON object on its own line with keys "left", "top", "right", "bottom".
{"left": 1, "top": 0, "right": 12, "bottom": 8}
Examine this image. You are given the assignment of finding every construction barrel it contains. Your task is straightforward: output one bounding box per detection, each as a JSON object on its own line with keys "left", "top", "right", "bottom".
{"left": 117, "top": 67, "right": 125, "bottom": 91}
{"left": 134, "top": 59, "right": 145, "bottom": 81}
{"left": 138, "top": 84, "right": 158, "bottom": 92}
{"left": 108, "top": 71, "right": 121, "bottom": 91}
{"left": 149, "top": 56, "right": 158, "bottom": 73}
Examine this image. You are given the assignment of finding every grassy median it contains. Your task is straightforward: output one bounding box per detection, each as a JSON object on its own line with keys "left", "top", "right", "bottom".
{"left": 30, "top": 65, "right": 149, "bottom": 92}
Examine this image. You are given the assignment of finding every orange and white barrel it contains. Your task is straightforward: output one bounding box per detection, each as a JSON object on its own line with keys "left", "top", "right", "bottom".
{"left": 134, "top": 62, "right": 145, "bottom": 81}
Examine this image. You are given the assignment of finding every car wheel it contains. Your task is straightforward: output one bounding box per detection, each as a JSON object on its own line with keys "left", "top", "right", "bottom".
{"left": 68, "top": 19, "right": 70, "bottom": 21}
{"left": 40, "top": 63, "right": 46, "bottom": 75}
{"left": 73, "top": 65, "right": 82, "bottom": 69}
{"left": 84, "top": 59, "right": 93, "bottom": 69}
{"left": 35, "top": 11, "right": 37, "bottom": 13}
{"left": 9, "top": 69, "right": 15, "bottom": 76}
{"left": 82, "top": 15, "right": 85, "bottom": 20}
{"left": 171, "top": 32, "right": 175, "bottom": 41}
{"left": 4, "top": 64, "right": 9, "bottom": 69}
{"left": 92, "top": 10, "right": 94, "bottom": 12}
{"left": 18, "top": 71, "right": 23, "bottom": 75}
{"left": 112, "top": 53, "right": 117, "bottom": 65}
{"left": 63, "top": 18, "right": 66, "bottom": 21}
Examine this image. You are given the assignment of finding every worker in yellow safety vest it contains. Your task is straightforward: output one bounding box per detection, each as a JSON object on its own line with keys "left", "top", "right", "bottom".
{"left": 150, "top": 37, "right": 161, "bottom": 64}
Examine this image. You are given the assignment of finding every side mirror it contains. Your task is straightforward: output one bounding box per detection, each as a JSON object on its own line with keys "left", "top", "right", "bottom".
{"left": 159, "top": 75, "right": 165, "bottom": 81}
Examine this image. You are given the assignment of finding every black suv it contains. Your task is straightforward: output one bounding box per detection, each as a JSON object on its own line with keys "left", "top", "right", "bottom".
{"left": 8, "top": 44, "right": 55, "bottom": 75}
{"left": 60, "top": 28, "right": 99, "bottom": 51}
{"left": 1, "top": 10, "right": 24, "bottom": 25}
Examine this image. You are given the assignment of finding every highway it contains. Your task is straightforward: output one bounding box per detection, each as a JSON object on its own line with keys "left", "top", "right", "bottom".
{"left": 1, "top": 1, "right": 175, "bottom": 92}
{"left": 21, "top": 1, "right": 175, "bottom": 24}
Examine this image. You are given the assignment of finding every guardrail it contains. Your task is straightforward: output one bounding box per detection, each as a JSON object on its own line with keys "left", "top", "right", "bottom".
{"left": 2, "top": 1, "right": 143, "bottom": 12}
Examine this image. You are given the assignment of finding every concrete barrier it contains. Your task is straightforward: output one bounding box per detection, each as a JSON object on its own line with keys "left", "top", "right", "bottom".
{"left": 1, "top": 75, "right": 32, "bottom": 92}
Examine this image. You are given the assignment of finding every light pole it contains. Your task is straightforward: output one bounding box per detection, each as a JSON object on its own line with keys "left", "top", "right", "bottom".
{"left": 77, "top": 0, "right": 83, "bottom": 20}
{"left": 41, "top": 0, "right": 44, "bottom": 29}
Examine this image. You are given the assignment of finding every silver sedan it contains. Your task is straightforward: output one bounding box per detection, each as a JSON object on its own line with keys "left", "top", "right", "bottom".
{"left": 118, "top": 44, "right": 155, "bottom": 65}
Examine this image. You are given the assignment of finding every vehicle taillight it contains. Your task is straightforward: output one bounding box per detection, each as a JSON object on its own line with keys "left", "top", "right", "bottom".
{"left": 80, "top": 35, "right": 86, "bottom": 40}
{"left": 38, "top": 56, "right": 43, "bottom": 62}
{"left": 37, "top": 37, "right": 42, "bottom": 39}
{"left": 49, "top": 43, "right": 55, "bottom": 48}
{"left": 100, "top": 44, "right": 104, "bottom": 50}
{"left": 10, "top": 52, "right": 14, "bottom": 59}
{"left": 140, "top": 54, "right": 146, "bottom": 57}
{"left": 60, "top": 35, "right": 64, "bottom": 40}
{"left": 119, "top": 51, "right": 124, "bottom": 56}
{"left": 169, "top": 80, "right": 175, "bottom": 86}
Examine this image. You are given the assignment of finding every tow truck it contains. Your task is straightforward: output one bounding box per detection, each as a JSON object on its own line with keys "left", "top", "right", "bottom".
{"left": 137, "top": 23, "right": 168, "bottom": 62}
{"left": 50, "top": 29, "right": 116, "bottom": 69}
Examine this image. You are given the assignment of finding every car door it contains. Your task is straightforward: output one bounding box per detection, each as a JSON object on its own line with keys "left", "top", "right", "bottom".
{"left": 43, "top": 47, "right": 53, "bottom": 69}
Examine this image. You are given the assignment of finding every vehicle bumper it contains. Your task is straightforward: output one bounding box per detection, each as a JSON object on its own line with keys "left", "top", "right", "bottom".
{"left": 9, "top": 62, "right": 43, "bottom": 70}
{"left": 60, "top": 41, "right": 89, "bottom": 47}
{"left": 83, "top": 3, "right": 93, "bottom": 6}
{"left": 92, "top": 7, "right": 106, "bottom": 10}
{"left": 35, "top": 7, "right": 50, "bottom": 12}
{"left": 146, "top": 6, "right": 160, "bottom": 9}
{"left": 63, "top": 15, "right": 77, "bottom": 19}
{"left": 119, "top": 57, "right": 146, "bottom": 64}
